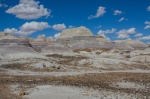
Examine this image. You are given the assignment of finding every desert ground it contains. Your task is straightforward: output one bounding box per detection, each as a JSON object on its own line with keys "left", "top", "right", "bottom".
{"left": 0, "top": 52, "right": 150, "bottom": 99}
{"left": 0, "top": 28, "right": 150, "bottom": 99}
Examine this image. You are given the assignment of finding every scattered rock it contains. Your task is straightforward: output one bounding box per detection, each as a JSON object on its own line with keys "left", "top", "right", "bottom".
{"left": 19, "top": 90, "right": 25, "bottom": 96}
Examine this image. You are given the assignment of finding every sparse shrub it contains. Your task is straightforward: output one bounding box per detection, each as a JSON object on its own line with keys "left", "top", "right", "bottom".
{"left": 95, "top": 52, "right": 101, "bottom": 55}
{"left": 126, "top": 55, "right": 131, "bottom": 58}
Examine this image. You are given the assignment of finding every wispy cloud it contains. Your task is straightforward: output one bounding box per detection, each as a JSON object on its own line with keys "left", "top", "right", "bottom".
{"left": 114, "top": 10, "right": 122, "bottom": 15}
{"left": 134, "top": 33, "right": 143, "bottom": 37}
{"left": 98, "top": 28, "right": 116, "bottom": 35}
{"left": 144, "top": 21, "right": 150, "bottom": 29}
{"left": 69, "top": 25, "right": 75, "bottom": 28}
{"left": 118, "top": 17, "right": 125, "bottom": 22}
{"left": 137, "top": 35, "right": 150, "bottom": 40}
{"left": 0, "top": 3, "right": 8, "bottom": 8}
{"left": 88, "top": 6, "right": 106, "bottom": 19}
{"left": 147, "top": 6, "right": 150, "bottom": 11}
{"left": 95, "top": 25, "right": 102, "bottom": 28}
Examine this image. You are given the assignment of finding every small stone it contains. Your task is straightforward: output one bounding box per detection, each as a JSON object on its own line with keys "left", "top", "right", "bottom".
{"left": 19, "top": 90, "right": 25, "bottom": 96}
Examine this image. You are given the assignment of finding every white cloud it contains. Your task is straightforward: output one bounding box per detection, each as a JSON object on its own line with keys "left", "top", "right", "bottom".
{"left": 138, "top": 35, "right": 150, "bottom": 40}
{"left": 38, "top": 34, "right": 45, "bottom": 37}
{"left": 47, "top": 36, "right": 54, "bottom": 40}
{"left": 117, "top": 28, "right": 136, "bottom": 35}
{"left": 97, "top": 31, "right": 111, "bottom": 41}
{"left": 145, "top": 21, "right": 150, "bottom": 24}
{"left": 20, "top": 21, "right": 50, "bottom": 32}
{"left": 41, "top": 34, "right": 45, "bottom": 37}
{"left": 0, "top": 4, "right": 2, "bottom": 7}
{"left": 126, "top": 28, "right": 136, "bottom": 34}
{"left": 98, "top": 28, "right": 116, "bottom": 40}
{"left": 99, "top": 33, "right": 106, "bottom": 38}
{"left": 69, "top": 25, "right": 75, "bottom": 28}
{"left": 88, "top": 6, "right": 106, "bottom": 19}
{"left": 4, "top": 21, "right": 50, "bottom": 35}
{"left": 52, "top": 23, "right": 66, "bottom": 31}
{"left": 144, "top": 25, "right": 150, "bottom": 29}
{"left": 0, "top": 3, "right": 8, "bottom": 7}
{"left": 147, "top": 6, "right": 150, "bottom": 11}
{"left": 54, "top": 33, "right": 61, "bottom": 39}
{"left": 98, "top": 28, "right": 116, "bottom": 35}
{"left": 117, "top": 33, "right": 129, "bottom": 39}
{"left": 80, "top": 26, "right": 86, "bottom": 28}
{"left": 114, "top": 10, "right": 122, "bottom": 15}
{"left": 6, "top": 0, "right": 50, "bottom": 20}
{"left": 117, "top": 28, "right": 136, "bottom": 39}
{"left": 134, "top": 33, "right": 143, "bottom": 37}
{"left": 4, "top": 28, "right": 18, "bottom": 34}
{"left": 144, "top": 21, "right": 150, "bottom": 29}
{"left": 118, "top": 17, "right": 125, "bottom": 22}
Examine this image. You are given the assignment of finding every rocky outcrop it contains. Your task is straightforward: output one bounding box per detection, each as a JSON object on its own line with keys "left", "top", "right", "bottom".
{"left": 56, "top": 27, "right": 138, "bottom": 51}
{"left": 57, "top": 36, "right": 134, "bottom": 51}
{"left": 57, "top": 36, "right": 107, "bottom": 51}
{"left": 0, "top": 44, "right": 44, "bottom": 59}
{"left": 115, "top": 39, "right": 148, "bottom": 50}
{"left": 0, "top": 33, "right": 31, "bottom": 47}
{"left": 57, "top": 27, "right": 93, "bottom": 39}
{"left": 113, "top": 42, "right": 134, "bottom": 50}
{"left": 0, "top": 28, "right": 148, "bottom": 56}
{"left": 130, "top": 48, "right": 150, "bottom": 57}
{"left": 0, "top": 33, "right": 45, "bottom": 59}
{"left": 56, "top": 27, "right": 113, "bottom": 51}
{"left": 41, "top": 44, "right": 74, "bottom": 55}
{"left": 29, "top": 36, "right": 55, "bottom": 52}
{"left": 147, "top": 42, "right": 150, "bottom": 47}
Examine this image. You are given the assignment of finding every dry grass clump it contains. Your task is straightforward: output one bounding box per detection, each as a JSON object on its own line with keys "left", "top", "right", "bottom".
{"left": 46, "top": 54, "right": 87, "bottom": 59}
{"left": 0, "top": 84, "right": 22, "bottom": 99}
{"left": 0, "top": 63, "right": 65, "bottom": 72}
{"left": 73, "top": 48, "right": 110, "bottom": 53}
{"left": 46, "top": 54, "right": 90, "bottom": 68}
{"left": 0, "top": 72, "right": 24, "bottom": 99}
{"left": 0, "top": 72, "right": 22, "bottom": 99}
{"left": 0, "top": 72, "right": 149, "bottom": 96}
{"left": 139, "top": 53, "right": 150, "bottom": 56}
{"left": 0, "top": 70, "right": 150, "bottom": 98}
{"left": 73, "top": 48, "right": 93, "bottom": 52}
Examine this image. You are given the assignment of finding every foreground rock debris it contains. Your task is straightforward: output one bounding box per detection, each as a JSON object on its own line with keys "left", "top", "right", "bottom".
{"left": 0, "top": 27, "right": 150, "bottom": 99}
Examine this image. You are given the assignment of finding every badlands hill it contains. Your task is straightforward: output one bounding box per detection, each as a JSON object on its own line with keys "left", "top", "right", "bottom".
{"left": 0, "top": 27, "right": 149, "bottom": 56}
{"left": 115, "top": 38, "right": 148, "bottom": 50}
{"left": 58, "top": 27, "right": 93, "bottom": 38}
{"left": 0, "top": 28, "right": 150, "bottom": 99}
{"left": 0, "top": 27, "right": 149, "bottom": 61}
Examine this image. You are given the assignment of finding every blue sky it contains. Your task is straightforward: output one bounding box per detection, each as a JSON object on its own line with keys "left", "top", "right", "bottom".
{"left": 0, "top": 0, "right": 150, "bottom": 43}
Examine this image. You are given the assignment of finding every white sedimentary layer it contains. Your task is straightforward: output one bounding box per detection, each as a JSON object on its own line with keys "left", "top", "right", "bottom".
{"left": 58, "top": 27, "right": 93, "bottom": 38}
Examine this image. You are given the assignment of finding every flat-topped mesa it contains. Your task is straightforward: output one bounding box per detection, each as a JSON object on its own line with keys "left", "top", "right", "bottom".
{"left": 57, "top": 27, "right": 93, "bottom": 39}
{"left": 0, "top": 32, "right": 30, "bottom": 47}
